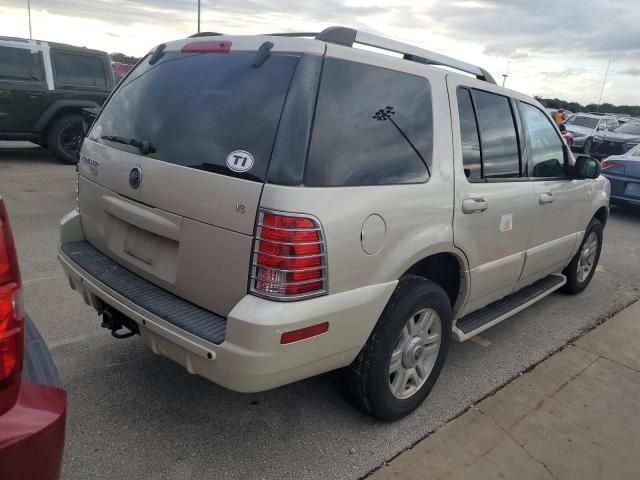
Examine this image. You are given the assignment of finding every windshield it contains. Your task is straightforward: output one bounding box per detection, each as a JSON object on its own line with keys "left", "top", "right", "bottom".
{"left": 89, "top": 51, "right": 299, "bottom": 182}
{"left": 614, "top": 122, "right": 640, "bottom": 135}
{"left": 565, "top": 116, "right": 599, "bottom": 129}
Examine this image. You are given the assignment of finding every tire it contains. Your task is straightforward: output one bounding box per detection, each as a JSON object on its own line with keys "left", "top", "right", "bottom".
{"left": 344, "top": 276, "right": 452, "bottom": 421}
{"left": 583, "top": 137, "right": 592, "bottom": 154}
{"left": 46, "top": 114, "right": 84, "bottom": 164}
{"left": 562, "top": 217, "right": 603, "bottom": 294}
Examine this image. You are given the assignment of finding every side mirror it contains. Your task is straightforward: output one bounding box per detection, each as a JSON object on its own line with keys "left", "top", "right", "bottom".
{"left": 573, "top": 155, "right": 601, "bottom": 179}
{"left": 597, "top": 124, "right": 606, "bottom": 131}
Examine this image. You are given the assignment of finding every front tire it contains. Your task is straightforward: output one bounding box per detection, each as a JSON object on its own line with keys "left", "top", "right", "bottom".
{"left": 344, "top": 276, "right": 452, "bottom": 421}
{"left": 562, "top": 217, "right": 603, "bottom": 294}
{"left": 583, "top": 137, "right": 593, "bottom": 154}
{"left": 46, "top": 114, "right": 84, "bottom": 164}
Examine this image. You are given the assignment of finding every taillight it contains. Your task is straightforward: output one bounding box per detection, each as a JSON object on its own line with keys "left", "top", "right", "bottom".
{"left": 251, "top": 209, "right": 327, "bottom": 300}
{"left": 601, "top": 159, "right": 625, "bottom": 172}
{"left": 0, "top": 198, "right": 24, "bottom": 412}
{"left": 180, "top": 40, "right": 232, "bottom": 53}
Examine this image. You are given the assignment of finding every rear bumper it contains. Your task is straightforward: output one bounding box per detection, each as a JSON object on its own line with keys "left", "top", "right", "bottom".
{"left": 58, "top": 212, "right": 396, "bottom": 392}
{"left": 0, "top": 317, "right": 66, "bottom": 480}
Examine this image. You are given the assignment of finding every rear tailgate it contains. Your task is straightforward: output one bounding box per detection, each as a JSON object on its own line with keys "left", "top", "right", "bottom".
{"left": 76, "top": 37, "right": 320, "bottom": 317}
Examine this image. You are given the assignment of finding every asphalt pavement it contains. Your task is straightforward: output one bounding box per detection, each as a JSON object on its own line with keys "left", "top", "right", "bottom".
{"left": 1, "top": 142, "right": 639, "bottom": 480}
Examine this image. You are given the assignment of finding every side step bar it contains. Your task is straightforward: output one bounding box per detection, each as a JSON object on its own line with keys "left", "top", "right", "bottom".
{"left": 453, "top": 274, "right": 566, "bottom": 342}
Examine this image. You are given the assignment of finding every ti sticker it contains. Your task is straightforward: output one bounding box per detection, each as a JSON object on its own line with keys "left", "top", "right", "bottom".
{"left": 499, "top": 214, "right": 513, "bottom": 233}
{"left": 226, "top": 150, "right": 254, "bottom": 173}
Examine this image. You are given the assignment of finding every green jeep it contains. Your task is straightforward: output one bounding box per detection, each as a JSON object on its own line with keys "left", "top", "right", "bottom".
{"left": 0, "top": 37, "right": 114, "bottom": 164}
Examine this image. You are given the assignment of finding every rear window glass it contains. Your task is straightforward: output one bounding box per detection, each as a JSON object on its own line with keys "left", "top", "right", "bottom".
{"left": 53, "top": 52, "right": 107, "bottom": 87}
{"left": 0, "top": 46, "right": 44, "bottom": 82}
{"left": 305, "top": 58, "right": 432, "bottom": 186}
{"left": 90, "top": 52, "right": 298, "bottom": 182}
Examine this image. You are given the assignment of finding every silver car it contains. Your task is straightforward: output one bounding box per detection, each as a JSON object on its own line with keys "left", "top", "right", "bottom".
{"left": 565, "top": 113, "right": 619, "bottom": 153}
{"left": 58, "top": 27, "right": 610, "bottom": 420}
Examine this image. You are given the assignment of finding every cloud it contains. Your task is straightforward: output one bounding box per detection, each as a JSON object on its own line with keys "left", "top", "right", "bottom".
{"left": 422, "top": 0, "right": 640, "bottom": 59}
{"left": 620, "top": 67, "right": 640, "bottom": 76}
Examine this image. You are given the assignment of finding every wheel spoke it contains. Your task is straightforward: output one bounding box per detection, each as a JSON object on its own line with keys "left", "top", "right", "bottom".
{"left": 391, "top": 368, "right": 408, "bottom": 396}
{"left": 389, "top": 348, "right": 403, "bottom": 374}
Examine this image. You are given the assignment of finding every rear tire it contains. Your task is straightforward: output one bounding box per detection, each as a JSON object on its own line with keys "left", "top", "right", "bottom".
{"left": 46, "top": 114, "right": 84, "bottom": 164}
{"left": 562, "top": 217, "right": 603, "bottom": 294}
{"left": 344, "top": 276, "right": 452, "bottom": 421}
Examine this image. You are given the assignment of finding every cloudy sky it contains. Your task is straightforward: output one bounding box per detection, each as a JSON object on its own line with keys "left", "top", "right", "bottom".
{"left": 2, "top": 0, "right": 639, "bottom": 106}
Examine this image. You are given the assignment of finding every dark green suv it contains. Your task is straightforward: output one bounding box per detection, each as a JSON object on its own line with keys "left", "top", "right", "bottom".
{"left": 0, "top": 37, "right": 114, "bottom": 163}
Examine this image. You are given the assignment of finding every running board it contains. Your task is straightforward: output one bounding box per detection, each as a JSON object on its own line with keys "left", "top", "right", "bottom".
{"left": 453, "top": 274, "right": 566, "bottom": 342}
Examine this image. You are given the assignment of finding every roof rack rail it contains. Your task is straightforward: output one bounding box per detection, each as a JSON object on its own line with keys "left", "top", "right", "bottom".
{"left": 188, "top": 32, "right": 224, "bottom": 38}
{"left": 263, "top": 32, "right": 319, "bottom": 38}
{"left": 315, "top": 26, "right": 496, "bottom": 84}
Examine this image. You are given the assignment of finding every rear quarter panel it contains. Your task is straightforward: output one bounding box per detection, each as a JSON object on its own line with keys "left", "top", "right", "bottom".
{"left": 260, "top": 46, "right": 461, "bottom": 298}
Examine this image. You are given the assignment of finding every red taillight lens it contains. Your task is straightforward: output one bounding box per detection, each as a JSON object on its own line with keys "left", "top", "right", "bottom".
{"left": 180, "top": 40, "right": 232, "bottom": 53}
{"left": 0, "top": 198, "right": 23, "bottom": 406}
{"left": 251, "top": 210, "right": 327, "bottom": 299}
{"left": 601, "top": 160, "right": 625, "bottom": 171}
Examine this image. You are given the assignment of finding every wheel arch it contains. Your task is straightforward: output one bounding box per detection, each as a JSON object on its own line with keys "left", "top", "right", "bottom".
{"left": 34, "top": 100, "right": 100, "bottom": 139}
{"left": 593, "top": 205, "right": 608, "bottom": 227}
{"left": 400, "top": 249, "right": 470, "bottom": 316}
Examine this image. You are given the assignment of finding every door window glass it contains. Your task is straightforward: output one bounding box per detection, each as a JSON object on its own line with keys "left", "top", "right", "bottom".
{"left": 0, "top": 46, "right": 43, "bottom": 81}
{"left": 520, "top": 102, "right": 566, "bottom": 178}
{"left": 471, "top": 90, "right": 520, "bottom": 178}
{"left": 456, "top": 88, "right": 482, "bottom": 179}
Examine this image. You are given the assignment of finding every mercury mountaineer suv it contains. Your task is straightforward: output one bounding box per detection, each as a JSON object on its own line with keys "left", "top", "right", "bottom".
{"left": 58, "top": 27, "right": 610, "bottom": 420}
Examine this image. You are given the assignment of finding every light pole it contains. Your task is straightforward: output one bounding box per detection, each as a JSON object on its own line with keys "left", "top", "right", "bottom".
{"left": 27, "top": 0, "right": 32, "bottom": 39}
{"left": 502, "top": 61, "right": 511, "bottom": 87}
{"left": 596, "top": 59, "right": 611, "bottom": 113}
{"left": 197, "top": 0, "right": 201, "bottom": 33}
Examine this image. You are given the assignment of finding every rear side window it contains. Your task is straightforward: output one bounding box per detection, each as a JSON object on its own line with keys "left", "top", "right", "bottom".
{"left": 519, "top": 102, "right": 566, "bottom": 178}
{"left": 305, "top": 58, "right": 432, "bottom": 186}
{"left": 457, "top": 88, "right": 482, "bottom": 179}
{"left": 472, "top": 90, "right": 520, "bottom": 178}
{"left": 53, "top": 52, "right": 107, "bottom": 87}
{"left": 0, "top": 46, "right": 44, "bottom": 82}
{"left": 91, "top": 52, "right": 298, "bottom": 182}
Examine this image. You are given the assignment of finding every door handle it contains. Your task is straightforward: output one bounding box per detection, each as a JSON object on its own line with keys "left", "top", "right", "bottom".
{"left": 27, "top": 91, "right": 44, "bottom": 98}
{"left": 462, "top": 198, "right": 488, "bottom": 214}
{"left": 539, "top": 192, "right": 555, "bottom": 205}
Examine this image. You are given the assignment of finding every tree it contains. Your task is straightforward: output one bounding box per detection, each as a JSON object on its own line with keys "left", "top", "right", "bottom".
{"left": 110, "top": 52, "right": 141, "bottom": 65}
{"left": 536, "top": 97, "right": 640, "bottom": 116}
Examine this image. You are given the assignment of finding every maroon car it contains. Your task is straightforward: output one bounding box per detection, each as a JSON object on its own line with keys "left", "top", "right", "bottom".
{"left": 0, "top": 197, "right": 67, "bottom": 480}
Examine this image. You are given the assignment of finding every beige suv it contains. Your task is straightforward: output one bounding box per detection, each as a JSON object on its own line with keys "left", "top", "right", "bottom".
{"left": 58, "top": 27, "right": 610, "bottom": 420}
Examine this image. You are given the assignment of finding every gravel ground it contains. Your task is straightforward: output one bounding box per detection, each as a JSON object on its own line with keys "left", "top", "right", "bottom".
{"left": 1, "top": 142, "right": 639, "bottom": 480}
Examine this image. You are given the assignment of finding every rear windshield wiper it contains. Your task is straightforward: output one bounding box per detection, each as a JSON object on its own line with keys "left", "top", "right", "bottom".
{"left": 101, "top": 135, "right": 155, "bottom": 155}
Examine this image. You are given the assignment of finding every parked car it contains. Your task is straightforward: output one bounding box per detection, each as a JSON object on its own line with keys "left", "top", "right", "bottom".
{"left": 591, "top": 121, "right": 640, "bottom": 159}
{"left": 564, "top": 113, "right": 619, "bottom": 153}
{"left": 0, "top": 197, "right": 66, "bottom": 479}
{"left": 58, "top": 27, "right": 609, "bottom": 420}
{"left": 601, "top": 145, "right": 640, "bottom": 207}
{"left": 617, "top": 116, "right": 640, "bottom": 126}
{"left": 0, "top": 37, "right": 114, "bottom": 164}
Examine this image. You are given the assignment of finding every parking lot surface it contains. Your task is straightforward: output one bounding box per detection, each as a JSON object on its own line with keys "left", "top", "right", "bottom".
{"left": 2, "top": 142, "right": 639, "bottom": 480}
